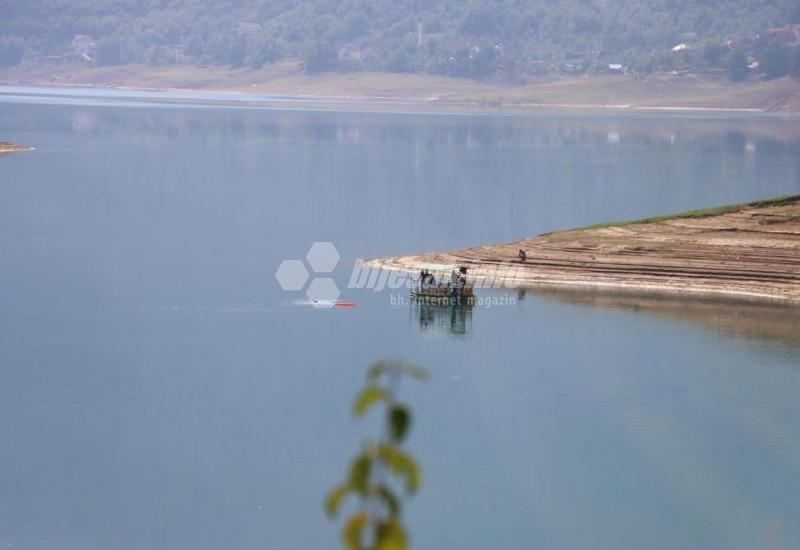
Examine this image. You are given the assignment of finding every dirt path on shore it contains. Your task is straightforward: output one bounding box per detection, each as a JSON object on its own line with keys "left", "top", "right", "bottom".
{"left": 369, "top": 196, "right": 800, "bottom": 304}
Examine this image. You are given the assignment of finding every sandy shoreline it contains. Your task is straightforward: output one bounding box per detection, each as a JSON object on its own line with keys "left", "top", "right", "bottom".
{"left": 2, "top": 62, "right": 799, "bottom": 114}
{"left": 0, "top": 83, "right": 775, "bottom": 114}
{"left": 367, "top": 196, "right": 800, "bottom": 305}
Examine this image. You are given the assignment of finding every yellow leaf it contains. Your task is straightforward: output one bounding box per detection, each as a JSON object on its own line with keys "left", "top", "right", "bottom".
{"left": 375, "top": 520, "right": 407, "bottom": 550}
{"left": 375, "top": 484, "right": 402, "bottom": 518}
{"left": 325, "top": 483, "right": 350, "bottom": 518}
{"left": 401, "top": 364, "right": 428, "bottom": 381}
{"left": 349, "top": 455, "right": 372, "bottom": 494}
{"left": 353, "top": 385, "right": 387, "bottom": 417}
{"left": 378, "top": 445, "right": 422, "bottom": 494}
{"left": 344, "top": 512, "right": 370, "bottom": 550}
{"left": 367, "top": 360, "right": 428, "bottom": 382}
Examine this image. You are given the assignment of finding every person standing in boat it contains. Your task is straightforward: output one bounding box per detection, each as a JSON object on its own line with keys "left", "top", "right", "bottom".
{"left": 451, "top": 266, "right": 467, "bottom": 296}
{"left": 418, "top": 269, "right": 436, "bottom": 293}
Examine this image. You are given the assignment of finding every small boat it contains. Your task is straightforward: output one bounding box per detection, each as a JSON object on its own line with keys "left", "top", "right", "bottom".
{"left": 411, "top": 265, "right": 475, "bottom": 306}
{"left": 0, "top": 141, "right": 33, "bottom": 155}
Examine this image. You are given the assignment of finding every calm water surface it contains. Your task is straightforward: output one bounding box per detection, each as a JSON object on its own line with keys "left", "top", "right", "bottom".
{"left": 1, "top": 90, "right": 799, "bottom": 549}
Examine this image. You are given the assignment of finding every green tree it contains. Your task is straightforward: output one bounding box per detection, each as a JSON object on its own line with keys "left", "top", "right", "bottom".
{"left": 471, "top": 42, "right": 498, "bottom": 78}
{"left": 383, "top": 41, "right": 415, "bottom": 73}
{"left": 0, "top": 36, "right": 25, "bottom": 67}
{"left": 247, "top": 36, "right": 282, "bottom": 68}
{"left": 702, "top": 39, "right": 726, "bottom": 67}
{"left": 304, "top": 41, "right": 336, "bottom": 73}
{"left": 790, "top": 3, "right": 800, "bottom": 23}
{"left": 2, "top": 0, "right": 799, "bottom": 79}
{"left": 96, "top": 37, "right": 125, "bottom": 66}
{"left": 343, "top": 12, "right": 370, "bottom": 40}
{"left": 727, "top": 49, "right": 748, "bottom": 81}
{"left": 459, "top": 6, "right": 496, "bottom": 36}
{"left": 759, "top": 45, "right": 790, "bottom": 80}
{"left": 326, "top": 360, "right": 427, "bottom": 550}
{"left": 791, "top": 48, "right": 800, "bottom": 78}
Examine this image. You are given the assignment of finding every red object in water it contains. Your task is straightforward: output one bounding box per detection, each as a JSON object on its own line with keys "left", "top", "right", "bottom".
{"left": 335, "top": 301, "right": 358, "bottom": 308}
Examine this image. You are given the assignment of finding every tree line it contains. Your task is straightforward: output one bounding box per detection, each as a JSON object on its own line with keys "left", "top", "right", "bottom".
{"left": 0, "top": 0, "right": 798, "bottom": 81}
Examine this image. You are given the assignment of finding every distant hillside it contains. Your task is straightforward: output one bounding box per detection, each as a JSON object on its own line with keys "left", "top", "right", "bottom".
{"left": 1, "top": 1, "right": 799, "bottom": 81}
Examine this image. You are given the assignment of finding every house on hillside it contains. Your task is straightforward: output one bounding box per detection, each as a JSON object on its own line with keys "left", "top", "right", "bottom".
{"left": 337, "top": 43, "right": 375, "bottom": 62}
{"left": 562, "top": 62, "right": 584, "bottom": 74}
{"left": 71, "top": 34, "right": 96, "bottom": 63}
{"left": 726, "top": 34, "right": 752, "bottom": 51}
{"left": 765, "top": 24, "right": 800, "bottom": 48}
{"left": 338, "top": 43, "right": 363, "bottom": 62}
{"left": 607, "top": 63, "right": 627, "bottom": 74}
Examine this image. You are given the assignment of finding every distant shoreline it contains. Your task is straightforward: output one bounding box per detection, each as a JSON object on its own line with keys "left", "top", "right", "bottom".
{"left": 1, "top": 61, "right": 799, "bottom": 114}
{"left": 0, "top": 83, "right": 781, "bottom": 116}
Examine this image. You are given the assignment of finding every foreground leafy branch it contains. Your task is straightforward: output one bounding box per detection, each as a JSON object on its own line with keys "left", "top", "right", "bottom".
{"left": 326, "top": 360, "right": 428, "bottom": 550}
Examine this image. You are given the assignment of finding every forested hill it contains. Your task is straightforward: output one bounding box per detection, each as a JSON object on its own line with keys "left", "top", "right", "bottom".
{"left": 1, "top": 1, "right": 799, "bottom": 80}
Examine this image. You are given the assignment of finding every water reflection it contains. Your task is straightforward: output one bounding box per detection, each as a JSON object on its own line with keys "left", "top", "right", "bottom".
{"left": 532, "top": 287, "right": 800, "bottom": 347}
{"left": 412, "top": 301, "right": 473, "bottom": 337}
{"left": 2, "top": 96, "right": 800, "bottom": 549}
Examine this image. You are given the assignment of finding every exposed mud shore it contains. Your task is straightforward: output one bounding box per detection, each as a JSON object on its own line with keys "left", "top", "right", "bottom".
{"left": 368, "top": 196, "right": 800, "bottom": 305}
{"left": 2, "top": 62, "right": 799, "bottom": 113}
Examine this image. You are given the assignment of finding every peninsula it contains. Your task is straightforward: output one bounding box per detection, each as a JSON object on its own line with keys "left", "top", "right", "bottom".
{"left": 369, "top": 195, "right": 800, "bottom": 304}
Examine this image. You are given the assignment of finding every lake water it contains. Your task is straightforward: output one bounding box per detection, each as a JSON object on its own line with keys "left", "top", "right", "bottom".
{"left": 1, "top": 88, "right": 800, "bottom": 550}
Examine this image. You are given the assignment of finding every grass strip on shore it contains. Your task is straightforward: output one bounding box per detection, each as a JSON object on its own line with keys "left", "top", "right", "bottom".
{"left": 570, "top": 194, "right": 800, "bottom": 231}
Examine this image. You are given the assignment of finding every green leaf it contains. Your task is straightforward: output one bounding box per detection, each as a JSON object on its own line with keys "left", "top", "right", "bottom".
{"left": 378, "top": 445, "right": 422, "bottom": 494}
{"left": 375, "top": 484, "right": 402, "bottom": 518}
{"left": 349, "top": 455, "right": 372, "bottom": 494}
{"left": 401, "top": 364, "right": 428, "bottom": 381}
{"left": 325, "top": 483, "right": 351, "bottom": 518}
{"left": 367, "top": 361, "right": 390, "bottom": 381}
{"left": 353, "top": 385, "right": 387, "bottom": 417}
{"left": 388, "top": 405, "right": 411, "bottom": 442}
{"left": 375, "top": 519, "right": 408, "bottom": 550}
{"left": 344, "top": 511, "right": 370, "bottom": 550}
{"left": 367, "top": 360, "right": 428, "bottom": 382}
